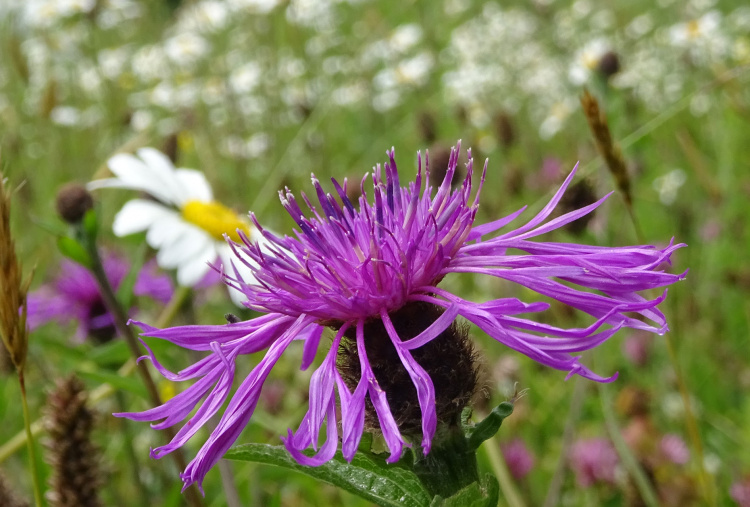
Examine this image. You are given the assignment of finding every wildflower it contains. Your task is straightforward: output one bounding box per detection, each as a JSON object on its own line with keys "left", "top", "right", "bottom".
{"left": 731, "top": 476, "right": 750, "bottom": 507}
{"left": 660, "top": 434, "right": 690, "bottom": 465}
{"left": 569, "top": 438, "right": 620, "bottom": 487}
{"left": 501, "top": 439, "right": 535, "bottom": 480}
{"left": 88, "top": 148, "right": 266, "bottom": 305}
{"left": 27, "top": 256, "right": 172, "bottom": 343}
{"left": 118, "top": 143, "right": 685, "bottom": 490}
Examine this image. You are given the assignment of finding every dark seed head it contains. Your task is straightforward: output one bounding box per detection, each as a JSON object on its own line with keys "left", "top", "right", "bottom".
{"left": 559, "top": 178, "right": 598, "bottom": 235}
{"left": 597, "top": 51, "right": 621, "bottom": 79}
{"left": 56, "top": 184, "right": 93, "bottom": 224}
{"left": 418, "top": 111, "right": 437, "bottom": 144}
{"left": 494, "top": 111, "right": 516, "bottom": 149}
{"left": 225, "top": 313, "right": 241, "bottom": 324}
{"left": 428, "top": 146, "right": 465, "bottom": 190}
{"left": 336, "top": 302, "right": 480, "bottom": 437}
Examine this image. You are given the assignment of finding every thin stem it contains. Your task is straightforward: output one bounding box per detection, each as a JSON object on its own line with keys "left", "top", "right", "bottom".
{"left": 114, "top": 391, "right": 151, "bottom": 506}
{"left": 19, "top": 370, "right": 43, "bottom": 507}
{"left": 597, "top": 381, "right": 659, "bottom": 507}
{"left": 664, "top": 332, "right": 716, "bottom": 506}
{"left": 542, "top": 376, "right": 586, "bottom": 507}
{"left": 0, "top": 286, "right": 190, "bottom": 464}
{"left": 84, "top": 243, "right": 205, "bottom": 507}
{"left": 481, "top": 433, "right": 526, "bottom": 507}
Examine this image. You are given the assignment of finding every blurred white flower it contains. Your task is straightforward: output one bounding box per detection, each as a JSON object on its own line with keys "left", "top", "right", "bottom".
{"left": 230, "top": 62, "right": 261, "bottom": 93}
{"left": 88, "top": 148, "right": 268, "bottom": 306}
{"left": 390, "top": 24, "right": 423, "bottom": 53}
{"left": 669, "top": 11, "right": 720, "bottom": 45}
{"left": 568, "top": 38, "right": 609, "bottom": 84}
{"left": 653, "top": 169, "right": 686, "bottom": 205}
{"left": 164, "top": 32, "right": 210, "bottom": 67}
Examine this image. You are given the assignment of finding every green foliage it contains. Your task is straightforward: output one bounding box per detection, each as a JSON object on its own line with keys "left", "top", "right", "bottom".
{"left": 226, "top": 444, "right": 431, "bottom": 507}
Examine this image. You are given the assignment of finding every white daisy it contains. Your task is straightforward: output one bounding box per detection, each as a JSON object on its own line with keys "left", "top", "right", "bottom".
{"left": 88, "top": 147, "right": 263, "bottom": 306}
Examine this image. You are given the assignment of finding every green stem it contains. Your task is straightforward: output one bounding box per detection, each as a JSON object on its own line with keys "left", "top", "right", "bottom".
{"left": 542, "top": 376, "right": 586, "bottom": 507}
{"left": 482, "top": 434, "right": 526, "bottom": 507}
{"left": 411, "top": 427, "right": 479, "bottom": 498}
{"left": 597, "top": 381, "right": 659, "bottom": 507}
{"left": 84, "top": 241, "right": 205, "bottom": 507}
{"left": 0, "top": 287, "right": 190, "bottom": 464}
{"left": 19, "top": 371, "right": 43, "bottom": 507}
{"left": 664, "top": 333, "right": 716, "bottom": 506}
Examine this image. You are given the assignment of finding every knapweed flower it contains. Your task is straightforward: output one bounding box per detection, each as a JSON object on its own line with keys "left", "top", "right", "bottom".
{"left": 501, "top": 439, "right": 535, "bottom": 480}
{"left": 27, "top": 256, "right": 172, "bottom": 343}
{"left": 569, "top": 438, "right": 620, "bottom": 487}
{"left": 117, "top": 143, "right": 685, "bottom": 491}
{"left": 660, "top": 433, "right": 690, "bottom": 465}
{"left": 88, "top": 148, "right": 267, "bottom": 305}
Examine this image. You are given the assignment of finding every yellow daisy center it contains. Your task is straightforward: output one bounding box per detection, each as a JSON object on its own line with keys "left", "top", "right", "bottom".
{"left": 181, "top": 200, "right": 250, "bottom": 243}
{"left": 687, "top": 20, "right": 701, "bottom": 39}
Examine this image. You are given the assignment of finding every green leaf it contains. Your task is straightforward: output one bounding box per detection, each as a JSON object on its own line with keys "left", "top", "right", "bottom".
{"left": 465, "top": 402, "right": 514, "bottom": 451}
{"left": 76, "top": 368, "right": 148, "bottom": 399}
{"left": 89, "top": 339, "right": 131, "bottom": 367}
{"left": 429, "top": 474, "right": 499, "bottom": 507}
{"left": 57, "top": 236, "right": 92, "bottom": 268}
{"left": 225, "top": 444, "right": 432, "bottom": 507}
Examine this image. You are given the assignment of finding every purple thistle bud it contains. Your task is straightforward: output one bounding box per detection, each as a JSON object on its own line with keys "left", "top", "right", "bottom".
{"left": 116, "top": 142, "right": 685, "bottom": 491}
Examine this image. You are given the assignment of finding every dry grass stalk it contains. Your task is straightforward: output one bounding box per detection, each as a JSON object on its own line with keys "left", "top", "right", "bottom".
{"left": 0, "top": 174, "right": 32, "bottom": 373}
{"left": 44, "top": 376, "right": 102, "bottom": 507}
{"left": 0, "top": 469, "right": 30, "bottom": 507}
{"left": 580, "top": 90, "right": 633, "bottom": 208}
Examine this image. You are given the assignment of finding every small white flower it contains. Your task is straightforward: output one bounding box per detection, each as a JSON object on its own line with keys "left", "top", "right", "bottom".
{"left": 88, "top": 148, "right": 267, "bottom": 306}
{"left": 568, "top": 38, "right": 609, "bottom": 85}
{"left": 164, "top": 32, "right": 209, "bottom": 67}
{"left": 668, "top": 11, "right": 720, "bottom": 47}
{"left": 653, "top": 169, "right": 686, "bottom": 205}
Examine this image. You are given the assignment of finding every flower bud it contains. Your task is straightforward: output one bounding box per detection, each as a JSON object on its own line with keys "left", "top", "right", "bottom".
{"left": 597, "top": 51, "right": 621, "bottom": 79}
{"left": 56, "top": 184, "right": 94, "bottom": 224}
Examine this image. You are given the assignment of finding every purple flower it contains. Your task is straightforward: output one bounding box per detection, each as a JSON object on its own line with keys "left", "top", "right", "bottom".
{"left": 28, "top": 255, "right": 173, "bottom": 342}
{"left": 501, "top": 439, "right": 535, "bottom": 480}
{"left": 731, "top": 477, "right": 750, "bottom": 507}
{"left": 569, "top": 438, "right": 620, "bottom": 487}
{"left": 117, "top": 143, "right": 685, "bottom": 491}
{"left": 660, "top": 433, "right": 690, "bottom": 465}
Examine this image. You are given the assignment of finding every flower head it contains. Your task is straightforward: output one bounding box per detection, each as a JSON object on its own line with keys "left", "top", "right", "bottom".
{"left": 88, "top": 148, "right": 266, "bottom": 305}
{"left": 117, "top": 142, "right": 685, "bottom": 491}
{"left": 28, "top": 256, "right": 172, "bottom": 343}
{"left": 501, "top": 438, "right": 535, "bottom": 480}
{"left": 569, "top": 438, "right": 620, "bottom": 488}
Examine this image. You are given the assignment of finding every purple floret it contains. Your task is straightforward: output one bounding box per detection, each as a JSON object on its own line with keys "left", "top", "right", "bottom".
{"left": 27, "top": 255, "right": 173, "bottom": 342}
{"left": 116, "top": 142, "right": 685, "bottom": 492}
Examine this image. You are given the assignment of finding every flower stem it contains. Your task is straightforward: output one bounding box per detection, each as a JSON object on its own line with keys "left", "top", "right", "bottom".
{"left": 18, "top": 370, "right": 43, "bottom": 507}
{"left": 664, "top": 332, "right": 716, "bottom": 506}
{"left": 0, "top": 287, "right": 190, "bottom": 464}
{"left": 83, "top": 242, "right": 205, "bottom": 507}
{"left": 482, "top": 433, "right": 526, "bottom": 507}
{"left": 597, "top": 381, "right": 659, "bottom": 507}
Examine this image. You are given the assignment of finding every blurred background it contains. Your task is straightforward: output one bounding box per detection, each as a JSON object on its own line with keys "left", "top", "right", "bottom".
{"left": 0, "top": 0, "right": 749, "bottom": 505}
